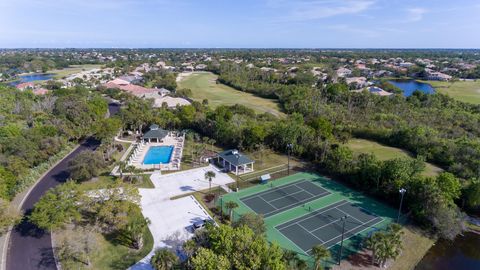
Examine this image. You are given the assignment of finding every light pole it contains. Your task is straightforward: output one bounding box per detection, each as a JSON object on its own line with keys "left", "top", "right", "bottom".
{"left": 338, "top": 215, "right": 348, "bottom": 265}
{"left": 397, "top": 188, "right": 406, "bottom": 223}
{"left": 287, "top": 143, "right": 293, "bottom": 175}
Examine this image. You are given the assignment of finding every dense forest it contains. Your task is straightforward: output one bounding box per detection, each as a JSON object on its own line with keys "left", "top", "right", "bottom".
{"left": 0, "top": 86, "right": 108, "bottom": 201}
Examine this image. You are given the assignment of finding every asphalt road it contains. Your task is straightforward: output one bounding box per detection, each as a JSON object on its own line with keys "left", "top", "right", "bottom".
{"left": 6, "top": 102, "right": 120, "bottom": 270}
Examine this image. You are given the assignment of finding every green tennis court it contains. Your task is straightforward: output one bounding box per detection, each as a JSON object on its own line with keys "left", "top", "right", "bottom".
{"left": 276, "top": 199, "right": 383, "bottom": 254}
{"left": 219, "top": 172, "right": 397, "bottom": 265}
{"left": 240, "top": 179, "right": 331, "bottom": 217}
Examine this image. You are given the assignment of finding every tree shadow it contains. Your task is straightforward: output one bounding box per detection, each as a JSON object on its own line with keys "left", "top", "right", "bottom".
{"left": 36, "top": 247, "right": 56, "bottom": 269}
{"left": 14, "top": 213, "right": 47, "bottom": 238}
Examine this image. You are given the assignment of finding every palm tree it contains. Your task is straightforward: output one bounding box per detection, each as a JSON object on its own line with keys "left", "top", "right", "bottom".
{"left": 282, "top": 250, "right": 297, "bottom": 268}
{"left": 204, "top": 171, "right": 216, "bottom": 193}
{"left": 366, "top": 224, "right": 404, "bottom": 267}
{"left": 183, "top": 239, "right": 197, "bottom": 268}
{"left": 365, "top": 232, "right": 382, "bottom": 266}
{"left": 225, "top": 201, "right": 239, "bottom": 221}
{"left": 117, "top": 160, "right": 126, "bottom": 179}
{"left": 151, "top": 248, "right": 178, "bottom": 270}
{"left": 209, "top": 138, "right": 216, "bottom": 153}
{"left": 295, "top": 258, "right": 308, "bottom": 270}
{"left": 311, "top": 244, "right": 330, "bottom": 270}
{"left": 126, "top": 216, "right": 150, "bottom": 250}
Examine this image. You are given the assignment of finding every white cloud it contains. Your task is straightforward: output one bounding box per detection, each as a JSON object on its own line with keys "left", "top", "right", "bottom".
{"left": 407, "top": 8, "right": 427, "bottom": 22}
{"left": 268, "top": 0, "right": 375, "bottom": 21}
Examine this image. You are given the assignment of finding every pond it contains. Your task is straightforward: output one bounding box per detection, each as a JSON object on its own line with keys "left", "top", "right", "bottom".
{"left": 388, "top": 80, "right": 435, "bottom": 96}
{"left": 415, "top": 232, "right": 480, "bottom": 270}
{"left": 10, "top": 73, "right": 54, "bottom": 86}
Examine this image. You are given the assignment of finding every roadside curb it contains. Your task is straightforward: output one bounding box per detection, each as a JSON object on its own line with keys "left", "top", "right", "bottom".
{"left": 0, "top": 144, "right": 81, "bottom": 270}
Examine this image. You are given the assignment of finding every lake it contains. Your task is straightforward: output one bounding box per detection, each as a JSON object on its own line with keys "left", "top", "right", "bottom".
{"left": 388, "top": 80, "right": 435, "bottom": 96}
{"left": 415, "top": 232, "right": 480, "bottom": 270}
{"left": 10, "top": 73, "right": 54, "bottom": 86}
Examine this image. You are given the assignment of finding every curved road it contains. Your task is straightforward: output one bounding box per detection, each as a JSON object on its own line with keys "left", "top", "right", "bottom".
{"left": 6, "top": 102, "right": 120, "bottom": 270}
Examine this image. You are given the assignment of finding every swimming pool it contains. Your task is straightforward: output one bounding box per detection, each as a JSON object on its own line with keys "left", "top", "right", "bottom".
{"left": 143, "top": 146, "right": 174, "bottom": 165}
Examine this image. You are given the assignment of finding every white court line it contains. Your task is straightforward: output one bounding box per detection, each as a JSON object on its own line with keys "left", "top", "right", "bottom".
{"left": 297, "top": 223, "right": 326, "bottom": 243}
{"left": 307, "top": 205, "right": 364, "bottom": 235}
{"left": 241, "top": 180, "right": 307, "bottom": 201}
{"left": 257, "top": 195, "right": 279, "bottom": 210}
{"left": 294, "top": 182, "right": 327, "bottom": 197}
{"left": 336, "top": 207, "right": 363, "bottom": 224}
{"left": 263, "top": 191, "right": 333, "bottom": 216}
{"left": 266, "top": 189, "right": 311, "bottom": 203}
{"left": 307, "top": 217, "right": 384, "bottom": 252}
{"left": 276, "top": 200, "right": 350, "bottom": 231}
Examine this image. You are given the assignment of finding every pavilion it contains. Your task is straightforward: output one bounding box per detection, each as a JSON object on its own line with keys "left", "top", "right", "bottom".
{"left": 143, "top": 124, "right": 169, "bottom": 143}
{"left": 216, "top": 149, "right": 254, "bottom": 175}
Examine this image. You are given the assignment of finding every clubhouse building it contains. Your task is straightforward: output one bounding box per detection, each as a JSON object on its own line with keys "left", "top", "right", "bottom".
{"left": 216, "top": 149, "right": 254, "bottom": 175}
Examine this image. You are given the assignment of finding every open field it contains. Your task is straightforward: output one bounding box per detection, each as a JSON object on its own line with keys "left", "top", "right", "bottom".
{"left": 50, "top": 64, "right": 103, "bottom": 79}
{"left": 347, "top": 139, "right": 443, "bottom": 177}
{"left": 177, "top": 72, "right": 285, "bottom": 117}
{"left": 420, "top": 80, "right": 480, "bottom": 104}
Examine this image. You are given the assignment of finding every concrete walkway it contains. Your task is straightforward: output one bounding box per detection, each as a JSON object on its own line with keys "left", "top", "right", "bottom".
{"left": 129, "top": 165, "right": 234, "bottom": 270}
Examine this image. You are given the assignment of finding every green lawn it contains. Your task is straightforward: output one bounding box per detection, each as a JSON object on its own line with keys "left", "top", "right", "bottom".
{"left": 347, "top": 138, "right": 443, "bottom": 177}
{"left": 389, "top": 226, "right": 435, "bottom": 270}
{"left": 420, "top": 80, "right": 480, "bottom": 104}
{"left": 50, "top": 64, "right": 103, "bottom": 79}
{"left": 177, "top": 72, "right": 285, "bottom": 117}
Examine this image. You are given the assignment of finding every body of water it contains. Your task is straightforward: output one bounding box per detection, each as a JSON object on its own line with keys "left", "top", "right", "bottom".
{"left": 388, "top": 80, "right": 435, "bottom": 96}
{"left": 415, "top": 232, "right": 480, "bottom": 270}
{"left": 143, "top": 145, "right": 174, "bottom": 164}
{"left": 10, "top": 73, "right": 54, "bottom": 86}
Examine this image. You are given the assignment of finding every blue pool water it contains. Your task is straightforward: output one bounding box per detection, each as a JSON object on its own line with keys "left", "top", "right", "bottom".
{"left": 143, "top": 146, "right": 174, "bottom": 164}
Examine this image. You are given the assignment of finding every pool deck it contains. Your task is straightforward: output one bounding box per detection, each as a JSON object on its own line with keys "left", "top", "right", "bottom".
{"left": 128, "top": 134, "right": 185, "bottom": 171}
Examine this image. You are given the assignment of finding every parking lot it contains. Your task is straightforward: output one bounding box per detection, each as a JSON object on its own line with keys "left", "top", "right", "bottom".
{"left": 130, "top": 165, "right": 234, "bottom": 270}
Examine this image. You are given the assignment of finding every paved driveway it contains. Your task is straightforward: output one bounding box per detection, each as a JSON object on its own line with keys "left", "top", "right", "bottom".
{"left": 130, "top": 165, "right": 234, "bottom": 270}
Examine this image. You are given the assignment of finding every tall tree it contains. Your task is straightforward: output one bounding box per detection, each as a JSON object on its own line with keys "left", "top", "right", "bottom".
{"left": 68, "top": 150, "right": 105, "bottom": 182}
{"left": 0, "top": 199, "right": 20, "bottom": 235}
{"left": 311, "top": 244, "right": 330, "bottom": 270}
{"left": 125, "top": 215, "right": 150, "bottom": 250}
{"left": 232, "top": 213, "right": 266, "bottom": 235}
{"left": 190, "top": 248, "right": 230, "bottom": 270}
{"left": 29, "top": 181, "right": 81, "bottom": 230}
{"left": 204, "top": 170, "right": 216, "bottom": 193}
{"left": 151, "top": 248, "right": 178, "bottom": 270}
{"left": 225, "top": 201, "right": 238, "bottom": 222}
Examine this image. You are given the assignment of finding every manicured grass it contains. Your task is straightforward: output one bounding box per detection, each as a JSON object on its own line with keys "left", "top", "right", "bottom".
{"left": 50, "top": 64, "right": 103, "bottom": 79}
{"left": 420, "top": 80, "right": 480, "bottom": 104}
{"left": 177, "top": 72, "right": 285, "bottom": 117}
{"left": 388, "top": 226, "right": 435, "bottom": 270}
{"left": 111, "top": 142, "right": 132, "bottom": 162}
{"left": 219, "top": 172, "right": 397, "bottom": 267}
{"left": 347, "top": 138, "right": 443, "bottom": 177}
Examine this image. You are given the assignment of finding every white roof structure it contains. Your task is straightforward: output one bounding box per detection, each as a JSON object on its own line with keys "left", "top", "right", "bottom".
{"left": 154, "top": 96, "right": 191, "bottom": 108}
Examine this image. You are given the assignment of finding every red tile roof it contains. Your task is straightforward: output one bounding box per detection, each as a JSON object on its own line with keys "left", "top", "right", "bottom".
{"left": 16, "top": 82, "right": 35, "bottom": 89}
{"left": 33, "top": 88, "right": 49, "bottom": 95}
{"left": 104, "top": 81, "right": 157, "bottom": 96}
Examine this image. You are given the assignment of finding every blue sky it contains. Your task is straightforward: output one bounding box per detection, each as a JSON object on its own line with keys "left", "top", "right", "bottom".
{"left": 1, "top": 0, "right": 480, "bottom": 48}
